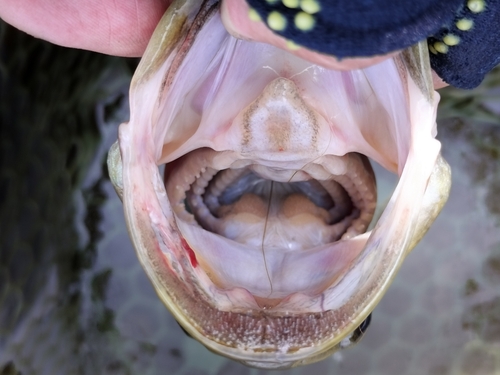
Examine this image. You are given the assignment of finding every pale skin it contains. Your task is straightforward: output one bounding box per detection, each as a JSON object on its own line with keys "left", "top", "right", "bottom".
{"left": 0, "top": 0, "right": 447, "bottom": 88}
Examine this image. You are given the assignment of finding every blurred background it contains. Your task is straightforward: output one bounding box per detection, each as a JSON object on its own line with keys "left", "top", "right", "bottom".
{"left": 1, "top": 20, "right": 500, "bottom": 375}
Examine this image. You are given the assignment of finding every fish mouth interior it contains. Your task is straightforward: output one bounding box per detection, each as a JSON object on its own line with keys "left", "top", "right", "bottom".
{"left": 165, "top": 148, "right": 377, "bottom": 305}
{"left": 146, "top": 10, "right": 413, "bottom": 312}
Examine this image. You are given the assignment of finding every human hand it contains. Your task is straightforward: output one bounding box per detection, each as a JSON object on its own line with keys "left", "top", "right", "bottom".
{"left": 221, "top": 0, "right": 448, "bottom": 88}
{"left": 0, "top": 0, "right": 448, "bottom": 88}
{"left": 0, "top": 0, "right": 172, "bottom": 57}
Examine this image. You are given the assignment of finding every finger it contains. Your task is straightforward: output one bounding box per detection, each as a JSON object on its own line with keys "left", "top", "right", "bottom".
{"left": 0, "top": 0, "right": 172, "bottom": 57}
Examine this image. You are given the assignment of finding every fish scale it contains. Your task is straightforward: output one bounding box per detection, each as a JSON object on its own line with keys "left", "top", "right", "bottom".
{"left": 2, "top": 12, "right": 500, "bottom": 375}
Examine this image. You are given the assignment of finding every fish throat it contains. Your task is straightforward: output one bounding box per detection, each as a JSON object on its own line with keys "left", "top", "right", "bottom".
{"left": 165, "top": 148, "right": 376, "bottom": 303}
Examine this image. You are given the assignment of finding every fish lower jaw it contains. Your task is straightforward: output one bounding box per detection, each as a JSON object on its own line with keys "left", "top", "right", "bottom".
{"left": 164, "top": 147, "right": 377, "bottom": 312}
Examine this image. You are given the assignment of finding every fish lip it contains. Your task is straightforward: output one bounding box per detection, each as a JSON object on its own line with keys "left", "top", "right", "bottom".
{"left": 108, "top": 0, "right": 451, "bottom": 367}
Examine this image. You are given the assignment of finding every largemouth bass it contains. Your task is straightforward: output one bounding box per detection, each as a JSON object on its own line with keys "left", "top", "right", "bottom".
{"left": 108, "top": 0, "right": 451, "bottom": 368}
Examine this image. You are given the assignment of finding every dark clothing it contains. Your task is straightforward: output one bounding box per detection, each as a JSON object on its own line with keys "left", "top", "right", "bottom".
{"left": 429, "top": 0, "right": 500, "bottom": 89}
{"left": 246, "top": 0, "right": 500, "bottom": 89}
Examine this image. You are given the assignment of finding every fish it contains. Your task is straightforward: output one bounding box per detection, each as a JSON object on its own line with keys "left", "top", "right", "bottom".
{"left": 107, "top": 0, "right": 451, "bottom": 369}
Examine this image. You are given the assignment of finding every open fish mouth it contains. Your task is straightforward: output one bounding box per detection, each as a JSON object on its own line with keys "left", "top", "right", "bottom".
{"left": 107, "top": 0, "right": 451, "bottom": 369}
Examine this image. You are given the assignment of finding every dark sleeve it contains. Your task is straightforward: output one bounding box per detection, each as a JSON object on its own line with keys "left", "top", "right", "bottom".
{"left": 428, "top": 0, "right": 500, "bottom": 89}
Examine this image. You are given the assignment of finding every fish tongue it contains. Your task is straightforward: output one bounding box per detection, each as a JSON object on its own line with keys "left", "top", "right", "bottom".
{"left": 214, "top": 188, "right": 336, "bottom": 251}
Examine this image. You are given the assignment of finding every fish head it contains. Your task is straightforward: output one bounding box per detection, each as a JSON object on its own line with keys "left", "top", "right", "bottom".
{"left": 107, "top": 0, "right": 451, "bottom": 369}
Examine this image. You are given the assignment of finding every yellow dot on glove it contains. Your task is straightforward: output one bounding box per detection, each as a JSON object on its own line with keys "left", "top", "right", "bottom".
{"left": 443, "top": 34, "right": 460, "bottom": 46}
{"left": 286, "top": 40, "right": 301, "bottom": 50}
{"left": 295, "top": 12, "right": 315, "bottom": 31}
{"left": 268, "top": 11, "right": 287, "bottom": 31}
{"left": 434, "top": 42, "right": 449, "bottom": 54}
{"left": 283, "top": 0, "right": 300, "bottom": 8}
{"left": 248, "top": 8, "right": 262, "bottom": 22}
{"left": 456, "top": 18, "right": 474, "bottom": 30}
{"left": 467, "top": 0, "right": 485, "bottom": 13}
{"left": 300, "top": 0, "right": 321, "bottom": 14}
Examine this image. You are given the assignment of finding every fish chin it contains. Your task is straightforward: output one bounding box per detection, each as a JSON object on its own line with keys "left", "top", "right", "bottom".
{"left": 108, "top": 0, "right": 451, "bottom": 369}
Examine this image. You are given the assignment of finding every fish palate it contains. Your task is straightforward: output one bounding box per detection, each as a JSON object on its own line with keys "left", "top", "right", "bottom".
{"left": 107, "top": 0, "right": 451, "bottom": 369}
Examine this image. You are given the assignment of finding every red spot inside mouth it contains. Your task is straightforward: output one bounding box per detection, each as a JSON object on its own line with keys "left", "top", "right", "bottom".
{"left": 181, "top": 238, "right": 198, "bottom": 268}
